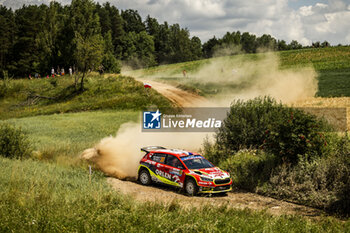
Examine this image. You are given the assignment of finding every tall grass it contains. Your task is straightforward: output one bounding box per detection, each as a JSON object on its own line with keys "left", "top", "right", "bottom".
{"left": 1, "top": 157, "right": 349, "bottom": 232}
{"left": 3, "top": 110, "right": 139, "bottom": 163}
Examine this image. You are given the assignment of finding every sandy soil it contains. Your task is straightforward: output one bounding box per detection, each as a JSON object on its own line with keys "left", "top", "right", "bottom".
{"left": 108, "top": 178, "right": 323, "bottom": 218}
{"left": 139, "top": 79, "right": 208, "bottom": 107}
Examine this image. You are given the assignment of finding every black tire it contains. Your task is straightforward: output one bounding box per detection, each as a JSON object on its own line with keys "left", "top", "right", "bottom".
{"left": 138, "top": 169, "right": 152, "bottom": 185}
{"left": 185, "top": 178, "right": 198, "bottom": 196}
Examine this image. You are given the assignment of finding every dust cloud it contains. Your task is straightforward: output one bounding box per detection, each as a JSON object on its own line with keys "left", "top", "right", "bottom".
{"left": 81, "top": 122, "right": 212, "bottom": 179}
{"left": 83, "top": 52, "right": 318, "bottom": 178}
{"left": 194, "top": 53, "right": 317, "bottom": 105}
{"left": 128, "top": 52, "right": 318, "bottom": 106}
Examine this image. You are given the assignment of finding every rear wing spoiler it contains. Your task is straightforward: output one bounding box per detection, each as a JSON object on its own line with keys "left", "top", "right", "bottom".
{"left": 141, "top": 146, "right": 166, "bottom": 153}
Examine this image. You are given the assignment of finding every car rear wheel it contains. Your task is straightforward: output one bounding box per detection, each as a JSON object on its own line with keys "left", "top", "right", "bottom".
{"left": 185, "top": 178, "right": 198, "bottom": 196}
{"left": 139, "top": 169, "right": 151, "bottom": 185}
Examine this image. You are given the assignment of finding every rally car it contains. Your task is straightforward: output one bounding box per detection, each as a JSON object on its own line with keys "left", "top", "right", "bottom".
{"left": 137, "top": 146, "right": 232, "bottom": 195}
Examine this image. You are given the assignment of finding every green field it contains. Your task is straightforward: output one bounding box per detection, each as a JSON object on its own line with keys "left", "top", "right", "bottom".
{"left": 4, "top": 111, "right": 139, "bottom": 162}
{"left": 0, "top": 74, "right": 172, "bottom": 120}
{"left": 130, "top": 46, "right": 350, "bottom": 97}
{"left": 1, "top": 157, "right": 349, "bottom": 232}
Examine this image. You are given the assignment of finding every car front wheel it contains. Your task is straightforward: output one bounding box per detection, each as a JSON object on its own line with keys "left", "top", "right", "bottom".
{"left": 185, "top": 178, "right": 198, "bottom": 196}
{"left": 139, "top": 169, "right": 152, "bottom": 185}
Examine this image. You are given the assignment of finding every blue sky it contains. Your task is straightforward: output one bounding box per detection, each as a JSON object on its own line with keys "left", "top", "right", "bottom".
{"left": 2, "top": 0, "right": 350, "bottom": 45}
{"left": 288, "top": 0, "right": 328, "bottom": 9}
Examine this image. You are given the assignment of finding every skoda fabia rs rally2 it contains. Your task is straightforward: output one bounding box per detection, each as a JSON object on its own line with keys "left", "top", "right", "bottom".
{"left": 137, "top": 146, "right": 232, "bottom": 195}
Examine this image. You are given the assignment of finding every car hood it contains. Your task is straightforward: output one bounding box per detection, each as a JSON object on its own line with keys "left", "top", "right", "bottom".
{"left": 191, "top": 167, "right": 230, "bottom": 179}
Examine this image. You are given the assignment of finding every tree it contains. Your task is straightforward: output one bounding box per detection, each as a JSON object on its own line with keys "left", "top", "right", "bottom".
{"left": 169, "top": 24, "right": 192, "bottom": 62}
{"left": 96, "top": 2, "right": 124, "bottom": 59}
{"left": 122, "top": 31, "right": 156, "bottom": 68}
{"left": 202, "top": 36, "right": 219, "bottom": 58}
{"left": 102, "top": 31, "right": 121, "bottom": 73}
{"left": 289, "top": 40, "right": 302, "bottom": 50}
{"left": 321, "top": 41, "right": 330, "bottom": 48}
{"left": 70, "top": 0, "right": 104, "bottom": 90}
{"left": 312, "top": 41, "right": 321, "bottom": 48}
{"left": 37, "top": 1, "right": 65, "bottom": 74}
{"left": 74, "top": 33, "right": 103, "bottom": 90}
{"left": 121, "top": 9, "right": 145, "bottom": 33}
{"left": 277, "top": 40, "right": 288, "bottom": 51}
{"left": 12, "top": 5, "right": 46, "bottom": 76}
{"left": 190, "top": 36, "right": 202, "bottom": 60}
{"left": 0, "top": 6, "right": 16, "bottom": 77}
{"left": 241, "top": 32, "right": 257, "bottom": 53}
{"left": 256, "top": 34, "right": 277, "bottom": 51}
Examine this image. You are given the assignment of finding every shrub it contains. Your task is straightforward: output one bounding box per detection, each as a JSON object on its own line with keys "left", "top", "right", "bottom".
{"left": 219, "top": 150, "right": 276, "bottom": 191}
{"left": 215, "top": 96, "right": 330, "bottom": 164}
{"left": 0, "top": 123, "right": 32, "bottom": 159}
{"left": 258, "top": 134, "right": 350, "bottom": 216}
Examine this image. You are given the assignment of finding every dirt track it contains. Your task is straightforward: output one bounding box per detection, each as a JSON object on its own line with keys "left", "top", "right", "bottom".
{"left": 108, "top": 178, "right": 323, "bottom": 217}
{"left": 139, "top": 79, "right": 208, "bottom": 107}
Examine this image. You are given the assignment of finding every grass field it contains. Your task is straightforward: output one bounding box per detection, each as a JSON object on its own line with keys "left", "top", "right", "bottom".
{"left": 129, "top": 46, "right": 350, "bottom": 98}
{"left": 0, "top": 73, "right": 172, "bottom": 120}
{"left": 1, "top": 157, "right": 349, "bottom": 232}
{"left": 4, "top": 110, "right": 139, "bottom": 163}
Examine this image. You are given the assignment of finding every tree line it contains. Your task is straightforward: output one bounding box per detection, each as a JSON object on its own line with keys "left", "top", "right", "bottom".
{"left": 0, "top": 0, "right": 337, "bottom": 79}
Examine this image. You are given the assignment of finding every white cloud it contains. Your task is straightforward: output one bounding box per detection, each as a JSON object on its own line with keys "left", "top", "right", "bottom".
{"left": 299, "top": 6, "right": 314, "bottom": 16}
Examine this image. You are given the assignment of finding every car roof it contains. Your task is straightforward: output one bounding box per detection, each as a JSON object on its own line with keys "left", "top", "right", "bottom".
{"left": 150, "top": 148, "right": 200, "bottom": 157}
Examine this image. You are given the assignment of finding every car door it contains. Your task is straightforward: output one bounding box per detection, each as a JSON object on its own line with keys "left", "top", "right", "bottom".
{"left": 164, "top": 154, "right": 186, "bottom": 187}
{"left": 150, "top": 153, "right": 167, "bottom": 181}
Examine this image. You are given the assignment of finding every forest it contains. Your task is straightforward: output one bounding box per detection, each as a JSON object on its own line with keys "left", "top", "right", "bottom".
{"left": 0, "top": 0, "right": 336, "bottom": 78}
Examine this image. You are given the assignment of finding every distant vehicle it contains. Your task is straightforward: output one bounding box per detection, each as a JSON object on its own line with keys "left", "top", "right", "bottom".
{"left": 138, "top": 146, "right": 232, "bottom": 195}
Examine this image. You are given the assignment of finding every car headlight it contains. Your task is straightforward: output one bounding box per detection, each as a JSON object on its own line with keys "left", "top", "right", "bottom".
{"left": 200, "top": 176, "right": 213, "bottom": 182}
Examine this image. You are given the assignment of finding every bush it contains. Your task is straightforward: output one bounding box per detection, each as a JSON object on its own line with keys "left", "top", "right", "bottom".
{"left": 219, "top": 150, "right": 276, "bottom": 191}
{"left": 215, "top": 96, "right": 330, "bottom": 164}
{"left": 0, "top": 123, "right": 32, "bottom": 159}
{"left": 258, "top": 134, "right": 350, "bottom": 216}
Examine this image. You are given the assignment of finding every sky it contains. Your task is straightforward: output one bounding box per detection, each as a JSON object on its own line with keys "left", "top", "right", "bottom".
{"left": 1, "top": 0, "right": 350, "bottom": 45}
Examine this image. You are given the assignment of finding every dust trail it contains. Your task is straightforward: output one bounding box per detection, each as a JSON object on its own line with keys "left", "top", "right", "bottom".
{"left": 127, "top": 52, "right": 318, "bottom": 106}
{"left": 193, "top": 53, "right": 317, "bottom": 105}
{"left": 81, "top": 122, "right": 212, "bottom": 179}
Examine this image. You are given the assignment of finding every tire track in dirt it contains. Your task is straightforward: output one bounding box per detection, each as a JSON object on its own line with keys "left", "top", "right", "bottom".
{"left": 108, "top": 178, "right": 323, "bottom": 218}
{"left": 139, "top": 79, "right": 208, "bottom": 107}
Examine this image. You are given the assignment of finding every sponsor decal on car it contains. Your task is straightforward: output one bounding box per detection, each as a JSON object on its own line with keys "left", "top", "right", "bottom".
{"left": 181, "top": 155, "right": 204, "bottom": 161}
{"left": 169, "top": 168, "right": 182, "bottom": 176}
{"left": 155, "top": 169, "right": 172, "bottom": 180}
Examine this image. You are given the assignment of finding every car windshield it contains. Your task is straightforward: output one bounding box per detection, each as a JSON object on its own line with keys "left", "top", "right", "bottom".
{"left": 180, "top": 155, "right": 214, "bottom": 169}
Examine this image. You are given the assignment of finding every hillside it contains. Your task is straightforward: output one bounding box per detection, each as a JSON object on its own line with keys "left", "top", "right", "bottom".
{"left": 127, "top": 46, "right": 350, "bottom": 98}
{"left": 0, "top": 74, "right": 173, "bottom": 120}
